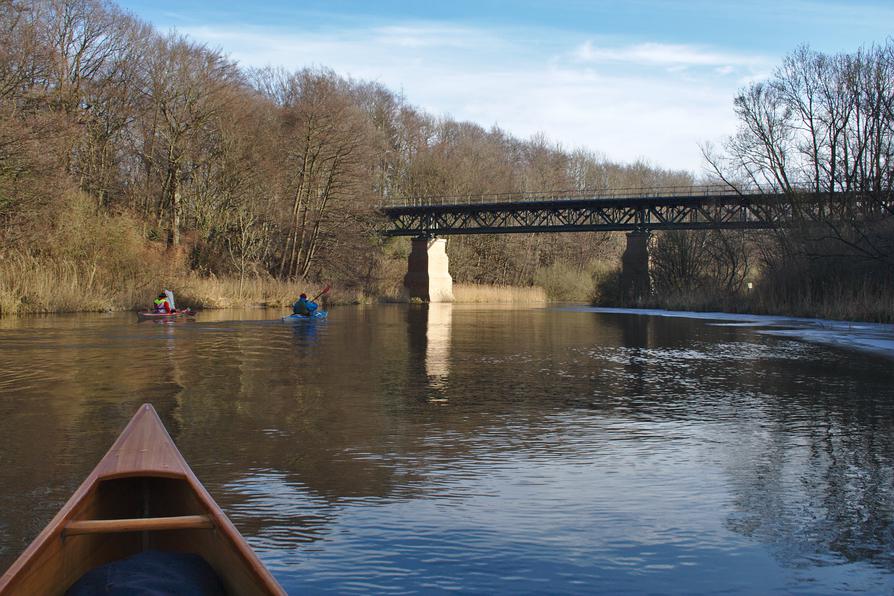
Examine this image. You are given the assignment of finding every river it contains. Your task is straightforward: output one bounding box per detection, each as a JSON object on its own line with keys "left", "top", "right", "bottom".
{"left": 0, "top": 305, "right": 892, "bottom": 594}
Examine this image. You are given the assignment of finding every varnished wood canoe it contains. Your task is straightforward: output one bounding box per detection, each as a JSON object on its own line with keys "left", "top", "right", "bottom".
{"left": 0, "top": 404, "right": 285, "bottom": 595}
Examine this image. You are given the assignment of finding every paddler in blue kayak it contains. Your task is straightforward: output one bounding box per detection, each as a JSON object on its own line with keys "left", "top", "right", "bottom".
{"left": 292, "top": 293, "right": 318, "bottom": 316}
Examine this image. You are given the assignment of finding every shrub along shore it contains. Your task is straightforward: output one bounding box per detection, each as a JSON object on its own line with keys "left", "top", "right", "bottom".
{"left": 0, "top": 255, "right": 549, "bottom": 316}
{"left": 3, "top": 253, "right": 891, "bottom": 323}
{"left": 2, "top": 235, "right": 891, "bottom": 322}
{"left": 613, "top": 285, "right": 894, "bottom": 325}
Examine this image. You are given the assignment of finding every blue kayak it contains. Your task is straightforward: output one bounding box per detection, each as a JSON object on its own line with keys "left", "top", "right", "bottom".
{"left": 282, "top": 310, "right": 328, "bottom": 321}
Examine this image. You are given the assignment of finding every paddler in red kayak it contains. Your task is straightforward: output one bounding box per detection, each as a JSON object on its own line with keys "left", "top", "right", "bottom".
{"left": 153, "top": 292, "right": 173, "bottom": 313}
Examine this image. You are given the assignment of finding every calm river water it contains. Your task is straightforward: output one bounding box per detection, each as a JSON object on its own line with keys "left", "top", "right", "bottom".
{"left": 0, "top": 305, "right": 892, "bottom": 594}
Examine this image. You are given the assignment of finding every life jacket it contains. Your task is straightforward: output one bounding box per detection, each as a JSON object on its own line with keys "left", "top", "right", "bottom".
{"left": 293, "top": 299, "right": 310, "bottom": 315}
{"left": 154, "top": 298, "right": 170, "bottom": 313}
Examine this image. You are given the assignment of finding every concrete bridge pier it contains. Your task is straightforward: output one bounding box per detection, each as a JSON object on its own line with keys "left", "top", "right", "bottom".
{"left": 404, "top": 236, "right": 454, "bottom": 302}
{"left": 620, "top": 231, "right": 651, "bottom": 302}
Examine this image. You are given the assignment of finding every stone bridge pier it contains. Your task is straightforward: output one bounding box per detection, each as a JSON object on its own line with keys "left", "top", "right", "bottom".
{"left": 404, "top": 236, "right": 454, "bottom": 302}
{"left": 620, "top": 231, "right": 651, "bottom": 302}
{"left": 402, "top": 233, "right": 648, "bottom": 304}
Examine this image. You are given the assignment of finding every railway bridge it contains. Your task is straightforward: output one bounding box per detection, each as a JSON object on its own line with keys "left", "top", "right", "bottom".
{"left": 380, "top": 186, "right": 893, "bottom": 301}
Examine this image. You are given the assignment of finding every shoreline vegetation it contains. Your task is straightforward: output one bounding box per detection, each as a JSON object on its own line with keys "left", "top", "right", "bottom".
{"left": 3, "top": 254, "right": 891, "bottom": 324}
{"left": 611, "top": 285, "right": 894, "bottom": 325}
{"left": 0, "top": 254, "right": 551, "bottom": 315}
{"left": 0, "top": 241, "right": 889, "bottom": 323}
{"left": 0, "top": 2, "right": 891, "bottom": 323}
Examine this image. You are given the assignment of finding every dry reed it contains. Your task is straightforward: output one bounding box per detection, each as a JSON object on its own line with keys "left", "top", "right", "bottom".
{"left": 0, "top": 253, "right": 125, "bottom": 315}
{"left": 173, "top": 275, "right": 311, "bottom": 309}
{"left": 0, "top": 251, "right": 325, "bottom": 316}
{"left": 452, "top": 283, "right": 546, "bottom": 303}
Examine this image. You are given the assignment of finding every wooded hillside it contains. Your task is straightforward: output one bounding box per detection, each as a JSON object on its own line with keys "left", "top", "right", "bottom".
{"left": 1, "top": 1, "right": 891, "bottom": 320}
{"left": 0, "top": 0, "right": 693, "bottom": 313}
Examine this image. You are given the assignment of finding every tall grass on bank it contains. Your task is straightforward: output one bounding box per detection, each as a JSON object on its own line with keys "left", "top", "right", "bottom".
{"left": 452, "top": 283, "right": 546, "bottom": 303}
{"left": 0, "top": 264, "right": 336, "bottom": 315}
{"left": 534, "top": 262, "right": 593, "bottom": 302}
{"left": 534, "top": 260, "right": 621, "bottom": 303}
{"left": 0, "top": 252, "right": 346, "bottom": 316}
{"left": 0, "top": 194, "right": 178, "bottom": 316}
{"left": 174, "top": 275, "right": 311, "bottom": 309}
{"left": 748, "top": 277, "right": 894, "bottom": 323}
{"left": 641, "top": 286, "right": 894, "bottom": 323}
{"left": 0, "top": 252, "right": 154, "bottom": 315}
{"left": 623, "top": 275, "right": 894, "bottom": 324}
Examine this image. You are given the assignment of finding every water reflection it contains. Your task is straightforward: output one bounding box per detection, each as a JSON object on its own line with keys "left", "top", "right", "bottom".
{"left": 424, "top": 303, "right": 451, "bottom": 391}
{"left": 0, "top": 307, "right": 892, "bottom": 594}
{"left": 287, "top": 317, "right": 324, "bottom": 346}
{"left": 406, "top": 303, "right": 452, "bottom": 397}
{"left": 722, "top": 372, "right": 894, "bottom": 570}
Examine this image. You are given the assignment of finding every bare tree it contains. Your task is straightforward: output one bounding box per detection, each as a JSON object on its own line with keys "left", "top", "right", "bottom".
{"left": 708, "top": 42, "right": 894, "bottom": 265}
{"left": 136, "top": 34, "right": 241, "bottom": 246}
{"left": 256, "top": 68, "right": 369, "bottom": 280}
{"left": 224, "top": 207, "right": 266, "bottom": 297}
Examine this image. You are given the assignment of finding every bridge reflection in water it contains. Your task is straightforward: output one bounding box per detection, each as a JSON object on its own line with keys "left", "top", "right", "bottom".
{"left": 0, "top": 308, "right": 892, "bottom": 594}
{"left": 424, "top": 304, "right": 452, "bottom": 393}
{"left": 406, "top": 304, "right": 453, "bottom": 399}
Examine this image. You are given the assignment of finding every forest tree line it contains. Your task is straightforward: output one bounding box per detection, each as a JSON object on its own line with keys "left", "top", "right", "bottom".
{"left": 0, "top": 0, "right": 892, "bottom": 319}
{"left": 0, "top": 0, "right": 691, "bottom": 311}
{"left": 673, "top": 41, "right": 894, "bottom": 320}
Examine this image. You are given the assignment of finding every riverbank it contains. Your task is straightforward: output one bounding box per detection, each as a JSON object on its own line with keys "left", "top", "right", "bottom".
{"left": 180, "top": 280, "right": 547, "bottom": 308}
{"left": 571, "top": 306, "right": 894, "bottom": 360}
{"left": 0, "top": 264, "right": 313, "bottom": 315}
{"left": 0, "top": 264, "right": 547, "bottom": 316}
{"left": 608, "top": 282, "right": 894, "bottom": 325}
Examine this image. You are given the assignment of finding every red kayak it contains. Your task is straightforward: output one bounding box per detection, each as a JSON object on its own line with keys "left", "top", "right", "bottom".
{"left": 136, "top": 309, "right": 196, "bottom": 321}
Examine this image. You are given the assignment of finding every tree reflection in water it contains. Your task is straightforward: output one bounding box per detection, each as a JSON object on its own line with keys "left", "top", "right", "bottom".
{"left": 0, "top": 307, "right": 892, "bottom": 593}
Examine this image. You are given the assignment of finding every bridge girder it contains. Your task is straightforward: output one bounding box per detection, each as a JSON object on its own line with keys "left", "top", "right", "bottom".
{"left": 381, "top": 191, "right": 894, "bottom": 236}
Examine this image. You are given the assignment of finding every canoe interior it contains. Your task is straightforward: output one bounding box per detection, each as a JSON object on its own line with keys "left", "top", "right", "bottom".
{"left": 2, "top": 401, "right": 284, "bottom": 595}
{"left": 3, "top": 474, "right": 271, "bottom": 595}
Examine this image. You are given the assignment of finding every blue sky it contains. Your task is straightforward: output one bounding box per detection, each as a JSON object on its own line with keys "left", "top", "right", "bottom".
{"left": 117, "top": 1, "right": 893, "bottom": 173}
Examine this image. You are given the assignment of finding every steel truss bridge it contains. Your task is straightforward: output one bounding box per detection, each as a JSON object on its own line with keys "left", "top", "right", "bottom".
{"left": 381, "top": 186, "right": 894, "bottom": 236}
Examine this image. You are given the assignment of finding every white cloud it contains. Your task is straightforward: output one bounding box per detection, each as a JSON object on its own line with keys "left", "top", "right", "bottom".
{"left": 180, "top": 23, "right": 764, "bottom": 173}
{"left": 370, "top": 25, "right": 497, "bottom": 49}
{"left": 572, "top": 41, "right": 767, "bottom": 69}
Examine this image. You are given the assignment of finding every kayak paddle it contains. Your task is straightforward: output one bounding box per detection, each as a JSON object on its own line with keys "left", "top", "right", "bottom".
{"left": 311, "top": 284, "right": 331, "bottom": 302}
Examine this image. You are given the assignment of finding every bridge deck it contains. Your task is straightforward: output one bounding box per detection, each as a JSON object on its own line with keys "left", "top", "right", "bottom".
{"left": 381, "top": 187, "right": 892, "bottom": 236}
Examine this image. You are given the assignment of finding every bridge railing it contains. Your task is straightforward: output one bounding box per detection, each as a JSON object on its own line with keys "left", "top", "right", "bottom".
{"left": 382, "top": 184, "right": 766, "bottom": 207}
